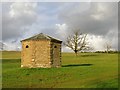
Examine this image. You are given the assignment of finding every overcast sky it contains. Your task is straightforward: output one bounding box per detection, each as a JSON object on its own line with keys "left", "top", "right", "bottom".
{"left": 1, "top": 2, "right": 118, "bottom": 51}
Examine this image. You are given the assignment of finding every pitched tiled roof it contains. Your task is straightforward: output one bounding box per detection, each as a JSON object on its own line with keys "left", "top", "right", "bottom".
{"left": 21, "top": 33, "right": 62, "bottom": 43}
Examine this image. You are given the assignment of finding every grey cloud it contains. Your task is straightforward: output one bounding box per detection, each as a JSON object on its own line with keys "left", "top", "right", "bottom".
{"left": 57, "top": 2, "right": 118, "bottom": 51}
{"left": 2, "top": 2, "right": 38, "bottom": 41}
{"left": 58, "top": 2, "right": 118, "bottom": 35}
{"left": 1, "top": 2, "right": 118, "bottom": 51}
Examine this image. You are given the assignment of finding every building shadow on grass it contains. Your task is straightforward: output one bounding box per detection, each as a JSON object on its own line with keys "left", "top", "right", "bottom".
{"left": 62, "top": 64, "right": 93, "bottom": 67}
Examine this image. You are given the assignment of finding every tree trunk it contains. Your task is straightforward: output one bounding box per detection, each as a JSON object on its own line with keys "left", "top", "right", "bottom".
{"left": 107, "top": 48, "right": 108, "bottom": 53}
{"left": 74, "top": 50, "right": 78, "bottom": 56}
{"left": 75, "top": 52, "right": 78, "bottom": 56}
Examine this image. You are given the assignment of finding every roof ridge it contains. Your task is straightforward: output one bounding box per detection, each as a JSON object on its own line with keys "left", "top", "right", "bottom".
{"left": 41, "top": 33, "right": 51, "bottom": 40}
{"left": 21, "top": 33, "right": 62, "bottom": 43}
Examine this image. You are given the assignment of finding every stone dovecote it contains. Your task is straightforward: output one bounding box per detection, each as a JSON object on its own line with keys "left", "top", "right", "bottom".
{"left": 21, "top": 33, "right": 62, "bottom": 68}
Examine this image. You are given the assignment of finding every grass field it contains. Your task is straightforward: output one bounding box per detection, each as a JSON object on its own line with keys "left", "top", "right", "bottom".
{"left": 1, "top": 51, "right": 118, "bottom": 88}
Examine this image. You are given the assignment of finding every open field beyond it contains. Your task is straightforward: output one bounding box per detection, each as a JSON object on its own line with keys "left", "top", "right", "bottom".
{"left": 1, "top": 51, "right": 118, "bottom": 88}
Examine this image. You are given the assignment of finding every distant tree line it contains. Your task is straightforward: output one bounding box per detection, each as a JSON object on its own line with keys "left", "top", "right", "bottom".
{"left": 95, "top": 50, "right": 120, "bottom": 53}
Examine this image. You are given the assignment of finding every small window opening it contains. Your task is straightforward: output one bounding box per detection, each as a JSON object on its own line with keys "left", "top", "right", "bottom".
{"left": 26, "top": 45, "right": 29, "bottom": 48}
{"left": 54, "top": 46, "right": 57, "bottom": 48}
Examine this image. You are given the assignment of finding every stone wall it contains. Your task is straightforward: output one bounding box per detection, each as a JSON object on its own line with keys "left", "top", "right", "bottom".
{"left": 21, "top": 40, "right": 34, "bottom": 68}
{"left": 21, "top": 40, "right": 51, "bottom": 68}
{"left": 50, "top": 42, "right": 62, "bottom": 67}
{"left": 34, "top": 40, "right": 51, "bottom": 68}
{"left": 21, "top": 40, "right": 62, "bottom": 68}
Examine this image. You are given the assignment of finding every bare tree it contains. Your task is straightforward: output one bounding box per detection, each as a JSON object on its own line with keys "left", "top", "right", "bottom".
{"left": 104, "top": 42, "right": 112, "bottom": 53}
{"left": 64, "top": 30, "right": 91, "bottom": 56}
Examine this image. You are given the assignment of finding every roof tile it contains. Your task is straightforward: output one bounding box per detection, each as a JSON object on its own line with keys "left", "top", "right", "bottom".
{"left": 21, "top": 33, "right": 62, "bottom": 43}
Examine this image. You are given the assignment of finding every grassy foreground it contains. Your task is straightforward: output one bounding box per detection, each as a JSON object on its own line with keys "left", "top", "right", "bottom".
{"left": 1, "top": 51, "right": 118, "bottom": 88}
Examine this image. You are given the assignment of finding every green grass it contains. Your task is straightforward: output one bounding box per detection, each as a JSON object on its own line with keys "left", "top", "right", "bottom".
{"left": 1, "top": 51, "right": 118, "bottom": 88}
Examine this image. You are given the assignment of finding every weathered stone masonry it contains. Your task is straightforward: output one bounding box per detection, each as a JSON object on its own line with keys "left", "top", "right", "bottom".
{"left": 21, "top": 33, "right": 62, "bottom": 68}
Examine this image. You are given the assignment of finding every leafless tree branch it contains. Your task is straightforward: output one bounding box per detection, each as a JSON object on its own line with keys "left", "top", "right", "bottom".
{"left": 64, "top": 30, "right": 92, "bottom": 56}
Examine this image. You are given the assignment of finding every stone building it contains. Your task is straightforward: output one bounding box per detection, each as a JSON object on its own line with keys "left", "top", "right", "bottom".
{"left": 21, "top": 33, "right": 62, "bottom": 68}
